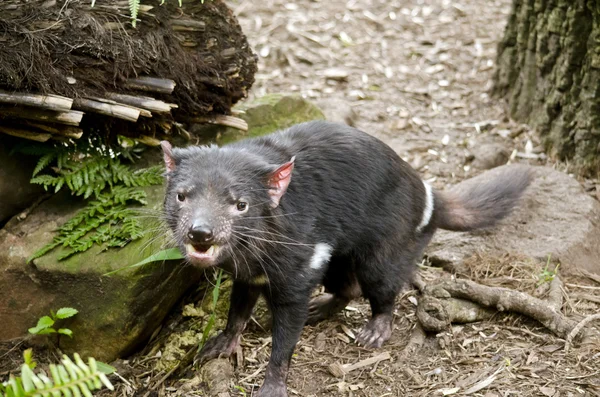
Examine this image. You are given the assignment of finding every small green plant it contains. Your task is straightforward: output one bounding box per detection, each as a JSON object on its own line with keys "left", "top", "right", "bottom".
{"left": 22, "top": 350, "right": 36, "bottom": 371}
{"left": 28, "top": 308, "right": 79, "bottom": 338}
{"left": 536, "top": 254, "right": 560, "bottom": 287}
{"left": 0, "top": 352, "right": 114, "bottom": 397}
{"left": 233, "top": 385, "right": 247, "bottom": 396}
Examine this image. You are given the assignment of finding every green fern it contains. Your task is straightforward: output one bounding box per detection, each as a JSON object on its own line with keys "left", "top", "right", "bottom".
{"left": 31, "top": 156, "right": 162, "bottom": 200}
{"left": 29, "top": 187, "right": 150, "bottom": 262}
{"left": 0, "top": 353, "right": 114, "bottom": 397}
{"left": 129, "top": 0, "right": 140, "bottom": 27}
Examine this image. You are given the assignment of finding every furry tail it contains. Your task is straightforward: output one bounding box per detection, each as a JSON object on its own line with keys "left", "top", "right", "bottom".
{"left": 435, "top": 165, "right": 533, "bottom": 232}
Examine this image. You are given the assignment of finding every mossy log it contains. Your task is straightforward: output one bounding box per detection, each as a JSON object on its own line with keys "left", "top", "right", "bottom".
{"left": 0, "top": 0, "right": 257, "bottom": 142}
{"left": 493, "top": 0, "right": 600, "bottom": 174}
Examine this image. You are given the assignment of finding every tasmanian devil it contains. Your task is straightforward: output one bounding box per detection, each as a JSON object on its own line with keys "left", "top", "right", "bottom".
{"left": 160, "top": 120, "right": 531, "bottom": 397}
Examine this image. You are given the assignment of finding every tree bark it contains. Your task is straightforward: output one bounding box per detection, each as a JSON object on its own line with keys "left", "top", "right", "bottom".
{"left": 494, "top": 0, "right": 600, "bottom": 174}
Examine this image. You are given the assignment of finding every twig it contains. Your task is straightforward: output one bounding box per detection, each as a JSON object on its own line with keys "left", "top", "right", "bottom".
{"left": 547, "top": 275, "right": 563, "bottom": 311}
{"left": 564, "top": 313, "right": 600, "bottom": 353}
{"left": 328, "top": 352, "right": 391, "bottom": 377}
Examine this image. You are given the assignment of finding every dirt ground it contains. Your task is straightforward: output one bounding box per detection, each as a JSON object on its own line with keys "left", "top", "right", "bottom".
{"left": 2, "top": 0, "right": 599, "bottom": 396}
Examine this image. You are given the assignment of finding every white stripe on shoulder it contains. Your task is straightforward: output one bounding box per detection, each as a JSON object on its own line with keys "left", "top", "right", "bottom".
{"left": 309, "top": 243, "right": 333, "bottom": 270}
{"left": 417, "top": 181, "right": 434, "bottom": 232}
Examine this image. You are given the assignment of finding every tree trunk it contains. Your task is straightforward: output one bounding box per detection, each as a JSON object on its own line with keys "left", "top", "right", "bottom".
{"left": 494, "top": 0, "right": 600, "bottom": 174}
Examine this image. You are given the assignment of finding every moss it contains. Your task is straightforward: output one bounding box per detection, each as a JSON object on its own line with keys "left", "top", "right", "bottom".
{"left": 215, "top": 94, "right": 325, "bottom": 145}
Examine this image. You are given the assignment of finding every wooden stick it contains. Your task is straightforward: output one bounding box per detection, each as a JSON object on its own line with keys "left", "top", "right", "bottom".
{"left": 0, "top": 125, "right": 51, "bottom": 142}
{"left": 188, "top": 115, "right": 248, "bottom": 131}
{"left": 73, "top": 98, "right": 140, "bottom": 122}
{"left": 0, "top": 90, "right": 73, "bottom": 111}
{"left": 125, "top": 77, "right": 176, "bottom": 95}
{"left": 87, "top": 97, "right": 152, "bottom": 118}
{"left": 170, "top": 19, "right": 206, "bottom": 32}
{"left": 328, "top": 352, "right": 391, "bottom": 377}
{"left": 107, "top": 93, "right": 176, "bottom": 114}
{"left": 0, "top": 107, "right": 83, "bottom": 126}
{"left": 23, "top": 122, "right": 83, "bottom": 139}
{"left": 137, "top": 135, "right": 161, "bottom": 146}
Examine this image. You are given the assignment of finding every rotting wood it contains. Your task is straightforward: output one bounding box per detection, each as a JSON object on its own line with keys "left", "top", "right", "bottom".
{"left": 0, "top": 125, "right": 51, "bottom": 142}
{"left": 107, "top": 93, "right": 176, "bottom": 114}
{"left": 0, "top": 107, "right": 83, "bottom": 126}
{"left": 0, "top": 90, "right": 73, "bottom": 111}
{"left": 124, "top": 77, "right": 176, "bottom": 95}
{"left": 72, "top": 98, "right": 140, "bottom": 122}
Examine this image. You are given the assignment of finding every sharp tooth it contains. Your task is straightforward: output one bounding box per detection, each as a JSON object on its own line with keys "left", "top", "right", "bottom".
{"left": 185, "top": 244, "right": 195, "bottom": 253}
{"left": 206, "top": 245, "right": 215, "bottom": 256}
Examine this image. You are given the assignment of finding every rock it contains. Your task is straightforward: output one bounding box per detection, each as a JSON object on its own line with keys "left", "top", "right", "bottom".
{"left": 192, "top": 94, "right": 325, "bottom": 144}
{"left": 427, "top": 166, "right": 600, "bottom": 276}
{"left": 315, "top": 97, "right": 358, "bottom": 126}
{"left": 469, "top": 143, "right": 510, "bottom": 170}
{"left": 0, "top": 185, "right": 202, "bottom": 361}
{"left": 0, "top": 137, "right": 45, "bottom": 224}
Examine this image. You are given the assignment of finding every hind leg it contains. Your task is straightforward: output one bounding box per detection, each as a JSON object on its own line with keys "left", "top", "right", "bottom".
{"left": 354, "top": 239, "right": 429, "bottom": 348}
{"left": 307, "top": 256, "right": 361, "bottom": 324}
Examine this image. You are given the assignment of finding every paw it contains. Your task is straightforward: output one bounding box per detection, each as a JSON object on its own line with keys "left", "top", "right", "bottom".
{"left": 307, "top": 293, "right": 348, "bottom": 324}
{"left": 356, "top": 314, "right": 392, "bottom": 348}
{"left": 194, "top": 332, "right": 240, "bottom": 365}
{"left": 256, "top": 381, "right": 288, "bottom": 397}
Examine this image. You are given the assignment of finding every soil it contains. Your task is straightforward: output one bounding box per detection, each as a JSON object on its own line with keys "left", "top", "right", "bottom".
{"left": 2, "top": 0, "right": 599, "bottom": 396}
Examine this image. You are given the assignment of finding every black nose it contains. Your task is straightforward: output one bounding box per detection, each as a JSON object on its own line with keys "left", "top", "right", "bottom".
{"left": 187, "top": 224, "right": 214, "bottom": 244}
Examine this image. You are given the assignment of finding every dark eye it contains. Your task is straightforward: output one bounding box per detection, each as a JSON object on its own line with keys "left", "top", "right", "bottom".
{"left": 236, "top": 201, "right": 248, "bottom": 212}
{"left": 177, "top": 193, "right": 185, "bottom": 202}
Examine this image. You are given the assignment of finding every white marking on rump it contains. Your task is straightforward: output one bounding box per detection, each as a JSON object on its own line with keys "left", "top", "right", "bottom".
{"left": 309, "top": 243, "right": 333, "bottom": 270}
{"left": 417, "top": 181, "right": 434, "bottom": 232}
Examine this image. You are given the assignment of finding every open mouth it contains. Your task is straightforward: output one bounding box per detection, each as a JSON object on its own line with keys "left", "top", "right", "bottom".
{"left": 185, "top": 243, "right": 221, "bottom": 264}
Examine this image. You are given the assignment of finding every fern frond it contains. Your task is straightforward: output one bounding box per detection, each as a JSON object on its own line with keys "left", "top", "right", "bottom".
{"left": 129, "top": 0, "right": 140, "bottom": 27}
{"left": 0, "top": 353, "right": 113, "bottom": 397}
{"left": 32, "top": 152, "right": 57, "bottom": 177}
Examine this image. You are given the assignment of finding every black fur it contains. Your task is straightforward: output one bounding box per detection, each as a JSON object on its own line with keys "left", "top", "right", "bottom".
{"left": 161, "top": 121, "right": 531, "bottom": 397}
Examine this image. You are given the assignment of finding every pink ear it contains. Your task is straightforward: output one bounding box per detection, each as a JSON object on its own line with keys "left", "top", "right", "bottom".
{"left": 160, "top": 141, "right": 176, "bottom": 173}
{"left": 268, "top": 157, "right": 295, "bottom": 208}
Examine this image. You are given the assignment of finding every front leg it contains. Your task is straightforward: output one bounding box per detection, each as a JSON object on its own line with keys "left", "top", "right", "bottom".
{"left": 256, "top": 295, "right": 310, "bottom": 397}
{"left": 195, "top": 281, "right": 260, "bottom": 364}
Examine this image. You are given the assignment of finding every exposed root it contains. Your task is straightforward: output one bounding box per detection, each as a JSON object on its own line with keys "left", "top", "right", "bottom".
{"left": 416, "top": 276, "right": 586, "bottom": 341}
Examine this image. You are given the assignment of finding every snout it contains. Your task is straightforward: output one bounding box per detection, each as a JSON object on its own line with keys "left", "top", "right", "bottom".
{"left": 187, "top": 223, "right": 214, "bottom": 245}
{"left": 184, "top": 220, "right": 222, "bottom": 266}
